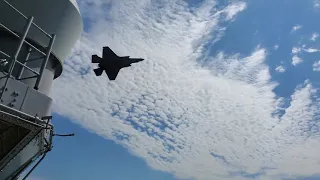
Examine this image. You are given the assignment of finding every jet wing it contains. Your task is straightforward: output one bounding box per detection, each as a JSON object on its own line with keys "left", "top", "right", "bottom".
{"left": 105, "top": 66, "right": 121, "bottom": 80}
{"left": 103, "top": 46, "right": 118, "bottom": 59}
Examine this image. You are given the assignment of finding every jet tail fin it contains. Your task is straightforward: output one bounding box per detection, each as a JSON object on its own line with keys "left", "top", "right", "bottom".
{"left": 93, "top": 68, "right": 104, "bottom": 76}
{"left": 92, "top": 55, "right": 102, "bottom": 63}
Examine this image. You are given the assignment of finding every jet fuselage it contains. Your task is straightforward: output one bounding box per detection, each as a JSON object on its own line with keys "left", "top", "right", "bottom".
{"left": 92, "top": 46, "right": 144, "bottom": 80}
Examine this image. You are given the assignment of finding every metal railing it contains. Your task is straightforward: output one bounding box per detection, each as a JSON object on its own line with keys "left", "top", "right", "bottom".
{"left": 0, "top": 1, "right": 58, "bottom": 179}
{"left": 0, "top": 0, "right": 56, "bottom": 101}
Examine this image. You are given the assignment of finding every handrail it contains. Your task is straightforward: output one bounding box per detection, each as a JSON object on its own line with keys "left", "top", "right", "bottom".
{"left": 0, "top": 16, "right": 33, "bottom": 100}
{"left": 0, "top": 0, "right": 56, "bottom": 94}
{"left": 2, "top": 0, "right": 52, "bottom": 38}
{"left": 0, "top": 22, "right": 46, "bottom": 56}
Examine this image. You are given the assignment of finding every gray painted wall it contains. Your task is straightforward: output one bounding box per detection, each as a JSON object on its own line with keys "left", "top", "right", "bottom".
{"left": 0, "top": 0, "right": 83, "bottom": 178}
{"left": 0, "top": 0, "right": 83, "bottom": 78}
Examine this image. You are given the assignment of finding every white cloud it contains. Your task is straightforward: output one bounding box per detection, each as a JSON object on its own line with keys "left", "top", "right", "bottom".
{"left": 311, "top": 33, "right": 319, "bottom": 41}
{"left": 292, "top": 45, "right": 319, "bottom": 55}
{"left": 51, "top": 1, "right": 320, "bottom": 180}
{"left": 292, "top": 55, "right": 303, "bottom": 66}
{"left": 275, "top": 65, "right": 285, "bottom": 73}
{"left": 314, "top": 0, "right": 320, "bottom": 8}
{"left": 303, "top": 48, "right": 320, "bottom": 53}
{"left": 292, "top": 47, "right": 301, "bottom": 54}
{"left": 291, "top": 25, "right": 302, "bottom": 33}
{"left": 222, "top": 2, "right": 247, "bottom": 21}
{"left": 273, "top": 44, "right": 279, "bottom": 50}
{"left": 313, "top": 60, "right": 320, "bottom": 71}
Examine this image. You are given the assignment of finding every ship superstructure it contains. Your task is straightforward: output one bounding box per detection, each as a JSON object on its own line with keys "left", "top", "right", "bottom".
{"left": 0, "top": 0, "right": 83, "bottom": 179}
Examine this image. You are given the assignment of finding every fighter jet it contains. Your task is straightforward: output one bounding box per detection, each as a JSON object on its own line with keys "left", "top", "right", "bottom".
{"left": 92, "top": 46, "right": 144, "bottom": 80}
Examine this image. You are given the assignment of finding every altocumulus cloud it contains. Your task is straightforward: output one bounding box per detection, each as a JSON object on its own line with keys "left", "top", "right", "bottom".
{"left": 51, "top": 0, "right": 320, "bottom": 180}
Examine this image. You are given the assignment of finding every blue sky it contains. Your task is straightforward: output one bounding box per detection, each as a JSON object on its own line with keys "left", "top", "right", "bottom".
{"left": 29, "top": 114, "right": 178, "bottom": 180}
{"left": 27, "top": 0, "right": 320, "bottom": 180}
